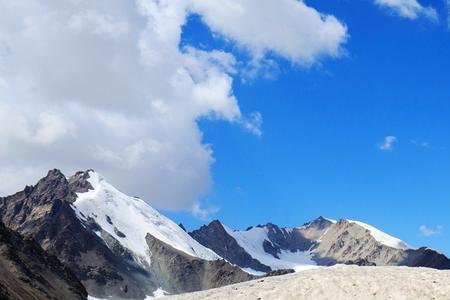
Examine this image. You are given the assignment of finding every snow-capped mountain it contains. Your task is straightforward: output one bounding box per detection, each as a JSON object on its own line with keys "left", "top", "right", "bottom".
{"left": 72, "top": 171, "right": 219, "bottom": 265}
{"left": 190, "top": 217, "right": 450, "bottom": 273}
{"left": 346, "top": 220, "right": 410, "bottom": 250}
{"left": 1, "top": 169, "right": 449, "bottom": 300}
{"left": 222, "top": 223, "right": 317, "bottom": 273}
{"left": 0, "top": 170, "right": 252, "bottom": 300}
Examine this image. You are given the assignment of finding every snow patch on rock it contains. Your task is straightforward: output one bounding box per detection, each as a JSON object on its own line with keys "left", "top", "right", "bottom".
{"left": 223, "top": 225, "right": 317, "bottom": 272}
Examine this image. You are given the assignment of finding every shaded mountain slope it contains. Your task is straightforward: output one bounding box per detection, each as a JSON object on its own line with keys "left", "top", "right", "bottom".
{"left": 0, "top": 221, "right": 87, "bottom": 300}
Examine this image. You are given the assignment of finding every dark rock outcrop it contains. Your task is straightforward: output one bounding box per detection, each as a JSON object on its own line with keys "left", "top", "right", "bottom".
{"left": 264, "top": 269, "right": 295, "bottom": 277}
{"left": 190, "top": 220, "right": 271, "bottom": 272}
{"left": 345, "top": 258, "right": 377, "bottom": 267}
{"left": 146, "top": 233, "right": 254, "bottom": 294}
{"left": 0, "top": 221, "right": 87, "bottom": 300}
{"left": 406, "top": 247, "right": 450, "bottom": 270}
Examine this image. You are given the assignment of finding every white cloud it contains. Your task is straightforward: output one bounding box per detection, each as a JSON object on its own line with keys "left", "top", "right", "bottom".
{"left": 192, "top": 202, "right": 220, "bottom": 221}
{"left": 0, "top": 0, "right": 346, "bottom": 213}
{"left": 420, "top": 225, "right": 443, "bottom": 237}
{"left": 34, "top": 112, "right": 77, "bottom": 145}
{"left": 374, "top": 0, "right": 438, "bottom": 20}
{"left": 447, "top": 0, "right": 450, "bottom": 28}
{"left": 191, "top": 0, "right": 348, "bottom": 66}
{"left": 379, "top": 136, "right": 398, "bottom": 151}
{"left": 241, "top": 112, "right": 263, "bottom": 137}
{"left": 411, "top": 139, "right": 431, "bottom": 149}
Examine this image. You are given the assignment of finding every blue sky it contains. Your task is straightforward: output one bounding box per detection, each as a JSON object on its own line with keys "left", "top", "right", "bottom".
{"left": 167, "top": 0, "right": 450, "bottom": 255}
{"left": 1, "top": 0, "right": 449, "bottom": 255}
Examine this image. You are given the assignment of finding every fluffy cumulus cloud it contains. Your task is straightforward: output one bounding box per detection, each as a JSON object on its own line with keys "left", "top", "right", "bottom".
{"left": 0, "top": 0, "right": 347, "bottom": 213}
{"left": 190, "top": 0, "right": 348, "bottom": 65}
{"left": 374, "top": 0, "right": 438, "bottom": 20}
{"left": 419, "top": 225, "right": 443, "bottom": 237}
{"left": 379, "top": 136, "right": 398, "bottom": 151}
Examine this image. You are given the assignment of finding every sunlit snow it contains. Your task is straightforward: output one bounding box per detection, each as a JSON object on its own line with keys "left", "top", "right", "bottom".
{"left": 348, "top": 220, "right": 411, "bottom": 250}
{"left": 73, "top": 171, "right": 219, "bottom": 265}
{"left": 223, "top": 225, "right": 317, "bottom": 272}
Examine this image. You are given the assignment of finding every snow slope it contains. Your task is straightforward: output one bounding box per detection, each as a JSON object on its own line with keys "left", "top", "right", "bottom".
{"left": 166, "top": 265, "right": 450, "bottom": 300}
{"left": 72, "top": 171, "right": 219, "bottom": 265}
{"left": 348, "top": 220, "right": 411, "bottom": 250}
{"left": 223, "top": 225, "right": 317, "bottom": 272}
{"left": 217, "top": 217, "right": 414, "bottom": 274}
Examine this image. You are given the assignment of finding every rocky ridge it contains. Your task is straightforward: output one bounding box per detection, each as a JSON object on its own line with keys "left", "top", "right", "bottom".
{"left": 0, "top": 221, "right": 87, "bottom": 300}
{"left": 190, "top": 217, "right": 450, "bottom": 272}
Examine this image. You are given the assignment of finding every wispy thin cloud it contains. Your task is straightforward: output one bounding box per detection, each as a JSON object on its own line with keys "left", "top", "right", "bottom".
{"left": 420, "top": 225, "right": 444, "bottom": 237}
{"left": 379, "top": 136, "right": 398, "bottom": 151}
{"left": 374, "top": 0, "right": 438, "bottom": 21}
{"left": 192, "top": 202, "right": 220, "bottom": 221}
{"left": 410, "top": 140, "right": 446, "bottom": 151}
{"left": 411, "top": 140, "right": 431, "bottom": 149}
{"left": 447, "top": 0, "right": 450, "bottom": 28}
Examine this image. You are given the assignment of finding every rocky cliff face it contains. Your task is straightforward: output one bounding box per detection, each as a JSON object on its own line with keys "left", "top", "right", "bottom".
{"left": 0, "top": 221, "right": 87, "bottom": 300}
{"left": 314, "top": 220, "right": 450, "bottom": 269}
{"left": 145, "top": 233, "right": 254, "bottom": 294}
{"left": 190, "top": 220, "right": 271, "bottom": 272}
{"left": 0, "top": 169, "right": 253, "bottom": 299}
{"left": 190, "top": 217, "right": 450, "bottom": 273}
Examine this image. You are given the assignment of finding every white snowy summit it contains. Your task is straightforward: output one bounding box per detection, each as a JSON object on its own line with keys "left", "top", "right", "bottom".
{"left": 347, "top": 220, "right": 411, "bottom": 251}
{"left": 72, "top": 171, "right": 219, "bottom": 265}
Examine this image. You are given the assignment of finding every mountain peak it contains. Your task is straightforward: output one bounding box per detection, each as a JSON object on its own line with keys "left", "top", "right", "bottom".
{"left": 345, "top": 220, "right": 411, "bottom": 251}
{"left": 68, "top": 169, "right": 95, "bottom": 193}
{"left": 22, "top": 168, "right": 73, "bottom": 204}
{"left": 301, "top": 216, "right": 335, "bottom": 230}
{"left": 72, "top": 171, "right": 219, "bottom": 264}
{"left": 36, "top": 168, "right": 67, "bottom": 188}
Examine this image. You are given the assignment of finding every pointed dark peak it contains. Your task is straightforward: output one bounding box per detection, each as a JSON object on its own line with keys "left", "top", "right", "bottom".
{"left": 302, "top": 216, "right": 334, "bottom": 230}
{"left": 189, "top": 220, "right": 227, "bottom": 236}
{"left": 47, "top": 168, "right": 66, "bottom": 177}
{"left": 31, "top": 169, "right": 72, "bottom": 202}
{"left": 189, "top": 220, "right": 272, "bottom": 273}
{"left": 68, "top": 170, "right": 94, "bottom": 194}
{"left": 207, "top": 219, "right": 225, "bottom": 229}
{"left": 178, "top": 223, "right": 186, "bottom": 232}
{"left": 37, "top": 169, "right": 67, "bottom": 186}
{"left": 189, "top": 219, "right": 226, "bottom": 236}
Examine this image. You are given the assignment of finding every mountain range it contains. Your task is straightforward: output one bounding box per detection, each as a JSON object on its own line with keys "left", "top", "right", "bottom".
{"left": 0, "top": 169, "right": 449, "bottom": 299}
